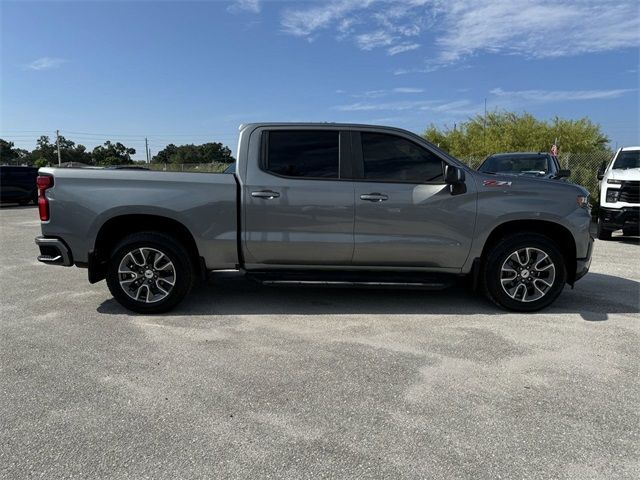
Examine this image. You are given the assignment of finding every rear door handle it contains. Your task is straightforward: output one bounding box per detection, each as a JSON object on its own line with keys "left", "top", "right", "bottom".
{"left": 251, "top": 190, "right": 280, "bottom": 199}
{"left": 360, "top": 193, "right": 388, "bottom": 202}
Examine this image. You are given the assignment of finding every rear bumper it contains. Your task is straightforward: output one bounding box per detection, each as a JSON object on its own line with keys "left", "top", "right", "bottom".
{"left": 599, "top": 206, "right": 640, "bottom": 230}
{"left": 35, "top": 236, "right": 73, "bottom": 266}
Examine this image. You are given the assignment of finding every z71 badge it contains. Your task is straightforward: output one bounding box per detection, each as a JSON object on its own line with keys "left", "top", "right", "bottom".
{"left": 483, "top": 180, "right": 512, "bottom": 187}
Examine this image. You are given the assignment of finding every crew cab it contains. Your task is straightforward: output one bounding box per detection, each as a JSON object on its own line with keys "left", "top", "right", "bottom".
{"left": 35, "top": 123, "right": 593, "bottom": 313}
{"left": 596, "top": 146, "right": 640, "bottom": 240}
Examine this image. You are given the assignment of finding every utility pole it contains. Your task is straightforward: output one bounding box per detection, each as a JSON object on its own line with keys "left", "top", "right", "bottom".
{"left": 145, "top": 137, "right": 149, "bottom": 163}
{"left": 56, "top": 129, "right": 62, "bottom": 166}
{"left": 483, "top": 98, "right": 487, "bottom": 152}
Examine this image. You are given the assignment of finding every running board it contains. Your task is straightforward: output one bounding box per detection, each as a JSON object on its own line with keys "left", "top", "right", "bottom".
{"left": 245, "top": 271, "right": 456, "bottom": 290}
{"left": 260, "top": 280, "right": 451, "bottom": 290}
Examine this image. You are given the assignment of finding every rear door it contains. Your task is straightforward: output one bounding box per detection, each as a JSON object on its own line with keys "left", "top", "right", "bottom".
{"left": 351, "top": 130, "right": 477, "bottom": 270}
{"left": 242, "top": 127, "right": 355, "bottom": 266}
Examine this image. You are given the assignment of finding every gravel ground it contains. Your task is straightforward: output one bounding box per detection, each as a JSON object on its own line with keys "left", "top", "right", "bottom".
{"left": 1, "top": 205, "right": 639, "bottom": 479}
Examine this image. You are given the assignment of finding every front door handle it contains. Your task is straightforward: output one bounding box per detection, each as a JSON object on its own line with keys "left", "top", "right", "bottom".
{"left": 251, "top": 190, "right": 280, "bottom": 199}
{"left": 360, "top": 193, "right": 388, "bottom": 202}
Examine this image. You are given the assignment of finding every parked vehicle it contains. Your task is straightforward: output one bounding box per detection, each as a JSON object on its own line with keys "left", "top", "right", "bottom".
{"left": 35, "top": 123, "right": 593, "bottom": 313}
{"left": 0, "top": 166, "right": 38, "bottom": 205}
{"left": 478, "top": 152, "right": 570, "bottom": 180}
{"left": 596, "top": 146, "right": 640, "bottom": 240}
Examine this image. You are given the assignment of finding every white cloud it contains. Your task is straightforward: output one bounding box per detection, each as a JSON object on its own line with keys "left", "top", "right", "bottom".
{"left": 227, "top": 0, "right": 261, "bottom": 14}
{"left": 349, "top": 87, "right": 425, "bottom": 98}
{"left": 25, "top": 57, "right": 66, "bottom": 71}
{"left": 354, "top": 90, "right": 388, "bottom": 98}
{"left": 281, "top": 0, "right": 372, "bottom": 37}
{"left": 435, "top": 0, "right": 639, "bottom": 63}
{"left": 393, "top": 87, "right": 424, "bottom": 93}
{"left": 387, "top": 43, "right": 420, "bottom": 56}
{"left": 278, "top": 1, "right": 639, "bottom": 66}
{"left": 490, "top": 87, "right": 635, "bottom": 102}
{"left": 355, "top": 30, "right": 395, "bottom": 50}
{"left": 333, "top": 100, "right": 436, "bottom": 111}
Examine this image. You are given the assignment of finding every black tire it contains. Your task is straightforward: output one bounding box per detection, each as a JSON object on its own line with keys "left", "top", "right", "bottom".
{"left": 596, "top": 217, "right": 613, "bottom": 240}
{"left": 106, "top": 232, "right": 194, "bottom": 314}
{"left": 623, "top": 226, "right": 639, "bottom": 237}
{"left": 482, "top": 233, "right": 567, "bottom": 312}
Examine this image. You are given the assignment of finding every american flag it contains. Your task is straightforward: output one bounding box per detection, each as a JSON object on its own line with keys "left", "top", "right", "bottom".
{"left": 550, "top": 138, "right": 558, "bottom": 156}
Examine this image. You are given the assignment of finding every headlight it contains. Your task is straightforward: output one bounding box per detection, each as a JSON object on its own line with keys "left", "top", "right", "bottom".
{"left": 606, "top": 189, "right": 619, "bottom": 203}
{"left": 576, "top": 195, "right": 589, "bottom": 208}
{"left": 607, "top": 179, "right": 623, "bottom": 184}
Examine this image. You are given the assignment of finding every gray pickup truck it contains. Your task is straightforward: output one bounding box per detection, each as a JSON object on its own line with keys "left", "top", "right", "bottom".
{"left": 35, "top": 123, "right": 593, "bottom": 313}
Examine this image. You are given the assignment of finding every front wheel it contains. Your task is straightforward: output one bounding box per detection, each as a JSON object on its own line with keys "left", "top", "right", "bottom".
{"left": 482, "top": 234, "right": 567, "bottom": 312}
{"left": 106, "top": 232, "right": 194, "bottom": 313}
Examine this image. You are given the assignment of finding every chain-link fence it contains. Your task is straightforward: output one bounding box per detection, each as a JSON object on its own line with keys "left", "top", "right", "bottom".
{"left": 558, "top": 151, "right": 610, "bottom": 201}
{"left": 143, "top": 162, "right": 230, "bottom": 173}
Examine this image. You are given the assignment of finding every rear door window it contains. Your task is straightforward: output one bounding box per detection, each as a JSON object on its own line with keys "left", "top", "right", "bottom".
{"left": 264, "top": 130, "right": 339, "bottom": 179}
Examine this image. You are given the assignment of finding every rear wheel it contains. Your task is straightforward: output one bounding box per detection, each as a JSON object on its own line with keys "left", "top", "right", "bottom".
{"left": 106, "top": 232, "right": 194, "bottom": 313}
{"left": 483, "top": 233, "right": 566, "bottom": 312}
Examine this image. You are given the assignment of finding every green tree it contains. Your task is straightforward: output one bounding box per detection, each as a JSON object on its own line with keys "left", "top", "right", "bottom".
{"left": 30, "top": 136, "right": 57, "bottom": 164}
{"left": 423, "top": 111, "right": 610, "bottom": 160}
{"left": 92, "top": 141, "right": 136, "bottom": 166}
{"left": 27, "top": 135, "right": 91, "bottom": 165}
{"left": 57, "top": 136, "right": 92, "bottom": 164}
{"left": 152, "top": 143, "right": 178, "bottom": 164}
{"left": 0, "top": 139, "right": 30, "bottom": 164}
{"left": 152, "top": 142, "right": 234, "bottom": 164}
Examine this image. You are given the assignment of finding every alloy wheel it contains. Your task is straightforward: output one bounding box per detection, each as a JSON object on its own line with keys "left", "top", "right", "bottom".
{"left": 500, "top": 247, "right": 556, "bottom": 303}
{"left": 117, "top": 247, "right": 176, "bottom": 303}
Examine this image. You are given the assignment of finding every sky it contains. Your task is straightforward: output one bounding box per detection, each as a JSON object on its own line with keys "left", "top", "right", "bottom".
{"left": 1, "top": 0, "right": 639, "bottom": 160}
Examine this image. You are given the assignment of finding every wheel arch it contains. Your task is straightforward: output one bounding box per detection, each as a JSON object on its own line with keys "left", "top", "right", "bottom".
{"left": 89, "top": 214, "right": 202, "bottom": 283}
{"left": 481, "top": 219, "right": 577, "bottom": 285}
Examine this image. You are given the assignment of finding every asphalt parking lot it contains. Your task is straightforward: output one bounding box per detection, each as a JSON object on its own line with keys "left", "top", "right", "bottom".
{"left": 1, "top": 205, "right": 639, "bottom": 479}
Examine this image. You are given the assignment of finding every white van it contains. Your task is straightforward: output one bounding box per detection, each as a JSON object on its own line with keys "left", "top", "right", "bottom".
{"left": 596, "top": 146, "right": 640, "bottom": 240}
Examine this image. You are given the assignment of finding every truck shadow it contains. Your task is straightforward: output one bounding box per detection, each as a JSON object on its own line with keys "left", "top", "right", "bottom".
{"left": 610, "top": 236, "right": 640, "bottom": 245}
{"left": 96, "top": 272, "right": 639, "bottom": 322}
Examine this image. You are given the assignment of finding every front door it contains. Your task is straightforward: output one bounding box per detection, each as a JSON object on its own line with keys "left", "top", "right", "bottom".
{"left": 243, "top": 128, "right": 355, "bottom": 266}
{"left": 351, "top": 131, "right": 477, "bottom": 270}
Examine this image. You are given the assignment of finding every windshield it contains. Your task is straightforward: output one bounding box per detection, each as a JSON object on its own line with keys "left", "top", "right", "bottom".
{"left": 613, "top": 150, "right": 640, "bottom": 169}
{"left": 479, "top": 155, "right": 550, "bottom": 175}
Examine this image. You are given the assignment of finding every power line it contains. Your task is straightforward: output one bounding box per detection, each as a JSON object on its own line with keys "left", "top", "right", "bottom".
{"left": 60, "top": 130, "right": 236, "bottom": 138}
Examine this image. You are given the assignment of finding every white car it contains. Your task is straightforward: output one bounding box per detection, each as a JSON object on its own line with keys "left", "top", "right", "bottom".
{"left": 596, "top": 146, "right": 640, "bottom": 240}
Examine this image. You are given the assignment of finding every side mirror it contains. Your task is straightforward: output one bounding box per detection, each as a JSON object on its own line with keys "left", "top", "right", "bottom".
{"left": 557, "top": 169, "right": 571, "bottom": 178}
{"left": 444, "top": 164, "right": 465, "bottom": 185}
{"left": 596, "top": 162, "right": 606, "bottom": 180}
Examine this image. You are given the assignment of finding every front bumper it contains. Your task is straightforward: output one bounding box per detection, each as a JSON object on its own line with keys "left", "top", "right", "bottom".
{"left": 575, "top": 234, "right": 593, "bottom": 282}
{"left": 599, "top": 206, "right": 640, "bottom": 230}
{"left": 35, "top": 236, "right": 73, "bottom": 266}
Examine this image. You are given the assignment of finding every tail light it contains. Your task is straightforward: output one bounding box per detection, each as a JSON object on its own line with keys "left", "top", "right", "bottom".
{"left": 37, "top": 175, "right": 54, "bottom": 221}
